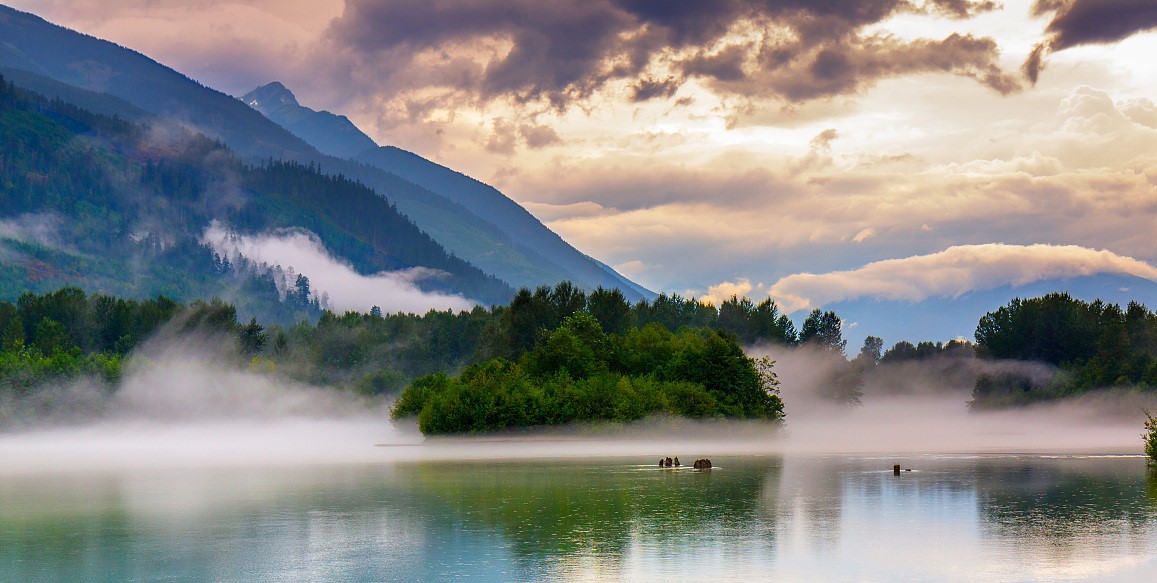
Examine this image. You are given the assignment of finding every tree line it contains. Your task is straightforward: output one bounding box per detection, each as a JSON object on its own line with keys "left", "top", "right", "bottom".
{"left": 971, "top": 293, "right": 1157, "bottom": 407}
{"left": 5, "top": 283, "right": 1154, "bottom": 430}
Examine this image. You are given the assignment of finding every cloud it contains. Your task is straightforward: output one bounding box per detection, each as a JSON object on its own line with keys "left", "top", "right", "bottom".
{"left": 768, "top": 244, "right": 1157, "bottom": 312}
{"left": 524, "top": 83, "right": 1157, "bottom": 294}
{"left": 324, "top": 0, "right": 1017, "bottom": 122}
{"left": 522, "top": 201, "right": 613, "bottom": 222}
{"left": 201, "top": 223, "right": 475, "bottom": 314}
{"left": 6, "top": 0, "right": 344, "bottom": 96}
{"left": 519, "top": 123, "right": 562, "bottom": 149}
{"left": 699, "top": 278, "right": 759, "bottom": 306}
{"left": 1024, "top": 0, "right": 1157, "bottom": 84}
{"left": 0, "top": 213, "right": 68, "bottom": 250}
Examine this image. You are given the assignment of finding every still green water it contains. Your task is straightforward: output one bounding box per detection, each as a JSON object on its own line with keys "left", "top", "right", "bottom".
{"left": 2, "top": 455, "right": 1155, "bottom": 582}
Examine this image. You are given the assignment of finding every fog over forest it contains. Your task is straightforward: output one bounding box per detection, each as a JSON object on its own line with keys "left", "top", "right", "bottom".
{"left": 2, "top": 332, "right": 1152, "bottom": 475}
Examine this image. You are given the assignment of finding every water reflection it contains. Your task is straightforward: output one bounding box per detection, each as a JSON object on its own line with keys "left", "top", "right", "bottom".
{"left": 975, "top": 457, "right": 1155, "bottom": 581}
{"left": 397, "top": 459, "right": 779, "bottom": 580}
{"left": 0, "top": 456, "right": 1154, "bottom": 582}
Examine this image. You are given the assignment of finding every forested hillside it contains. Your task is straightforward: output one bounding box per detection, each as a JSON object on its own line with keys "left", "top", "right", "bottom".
{"left": 0, "top": 5, "right": 650, "bottom": 298}
{"left": 0, "top": 75, "right": 511, "bottom": 318}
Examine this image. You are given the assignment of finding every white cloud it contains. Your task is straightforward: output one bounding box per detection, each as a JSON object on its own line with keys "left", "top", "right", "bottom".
{"left": 699, "top": 278, "right": 758, "bottom": 307}
{"left": 202, "top": 223, "right": 475, "bottom": 314}
{"left": 769, "top": 244, "right": 1157, "bottom": 313}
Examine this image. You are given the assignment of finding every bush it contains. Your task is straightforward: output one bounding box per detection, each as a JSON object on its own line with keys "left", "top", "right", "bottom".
{"left": 1144, "top": 410, "right": 1157, "bottom": 464}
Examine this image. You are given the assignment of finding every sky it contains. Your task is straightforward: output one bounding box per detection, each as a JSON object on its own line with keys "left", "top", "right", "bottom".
{"left": 12, "top": 0, "right": 1157, "bottom": 316}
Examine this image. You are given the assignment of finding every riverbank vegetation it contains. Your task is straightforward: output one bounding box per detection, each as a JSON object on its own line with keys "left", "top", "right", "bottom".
{"left": 1144, "top": 410, "right": 1157, "bottom": 464}
{"left": 970, "top": 293, "right": 1157, "bottom": 408}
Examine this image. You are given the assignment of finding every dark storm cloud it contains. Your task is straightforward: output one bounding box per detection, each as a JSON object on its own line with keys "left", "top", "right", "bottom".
{"left": 747, "top": 32, "right": 1018, "bottom": 102}
{"left": 1024, "top": 0, "right": 1157, "bottom": 83}
{"left": 630, "top": 76, "right": 681, "bottom": 102}
{"left": 327, "top": 0, "right": 1014, "bottom": 109}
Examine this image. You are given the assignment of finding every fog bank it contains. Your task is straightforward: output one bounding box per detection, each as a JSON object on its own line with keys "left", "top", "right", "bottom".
{"left": 2, "top": 339, "right": 1155, "bottom": 474}
{"left": 760, "top": 344, "right": 1157, "bottom": 455}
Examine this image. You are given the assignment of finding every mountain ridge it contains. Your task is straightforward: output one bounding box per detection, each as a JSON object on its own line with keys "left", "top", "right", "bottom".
{"left": 0, "top": 73, "right": 512, "bottom": 314}
{"left": 0, "top": 4, "right": 649, "bottom": 301}
{"left": 240, "top": 79, "right": 652, "bottom": 300}
{"left": 241, "top": 82, "right": 378, "bottom": 159}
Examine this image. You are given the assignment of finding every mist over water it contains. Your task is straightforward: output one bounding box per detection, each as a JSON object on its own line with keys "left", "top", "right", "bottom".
{"left": 4, "top": 336, "right": 1157, "bottom": 581}
{"left": 760, "top": 344, "right": 1157, "bottom": 455}
{"left": 0, "top": 334, "right": 409, "bottom": 473}
{"left": 1, "top": 336, "right": 1154, "bottom": 475}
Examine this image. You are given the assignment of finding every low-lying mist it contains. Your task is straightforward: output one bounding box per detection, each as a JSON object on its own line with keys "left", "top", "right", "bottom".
{"left": 2, "top": 334, "right": 1154, "bottom": 475}
{"left": 0, "top": 330, "right": 411, "bottom": 473}
{"left": 757, "top": 344, "right": 1157, "bottom": 455}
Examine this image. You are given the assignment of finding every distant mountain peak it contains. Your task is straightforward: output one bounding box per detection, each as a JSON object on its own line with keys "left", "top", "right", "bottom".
{"left": 239, "top": 81, "right": 377, "bottom": 159}
{"left": 242, "top": 81, "right": 299, "bottom": 110}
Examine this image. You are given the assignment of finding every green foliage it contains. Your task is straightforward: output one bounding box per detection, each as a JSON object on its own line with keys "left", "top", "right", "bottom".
{"left": 972, "top": 294, "right": 1157, "bottom": 406}
{"left": 857, "top": 336, "right": 884, "bottom": 365}
{"left": 393, "top": 313, "right": 785, "bottom": 434}
{"left": 799, "top": 309, "right": 846, "bottom": 355}
{"left": 238, "top": 318, "right": 268, "bottom": 356}
{"left": 0, "top": 288, "right": 266, "bottom": 400}
{"left": 1144, "top": 410, "right": 1157, "bottom": 464}
{"left": 0, "top": 287, "right": 179, "bottom": 393}
{"left": 882, "top": 339, "right": 973, "bottom": 363}
{"left": 480, "top": 283, "right": 802, "bottom": 365}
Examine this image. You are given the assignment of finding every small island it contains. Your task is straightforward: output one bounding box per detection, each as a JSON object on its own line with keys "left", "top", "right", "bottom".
{"left": 391, "top": 312, "right": 784, "bottom": 434}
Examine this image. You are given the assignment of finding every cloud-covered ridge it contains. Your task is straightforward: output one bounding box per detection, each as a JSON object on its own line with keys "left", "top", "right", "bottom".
{"left": 769, "top": 244, "right": 1157, "bottom": 312}
{"left": 202, "top": 223, "right": 475, "bottom": 314}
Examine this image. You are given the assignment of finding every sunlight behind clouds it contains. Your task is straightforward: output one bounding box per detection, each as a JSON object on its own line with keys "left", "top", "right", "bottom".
{"left": 11, "top": 0, "right": 1156, "bottom": 302}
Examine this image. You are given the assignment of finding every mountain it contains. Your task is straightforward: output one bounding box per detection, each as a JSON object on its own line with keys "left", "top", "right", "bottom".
{"left": 0, "top": 4, "right": 649, "bottom": 301}
{"left": 0, "top": 74, "right": 511, "bottom": 315}
{"left": 822, "top": 274, "right": 1157, "bottom": 352}
{"left": 240, "top": 80, "right": 651, "bottom": 300}
{"left": 241, "top": 82, "right": 377, "bottom": 159}
{"left": 353, "top": 146, "right": 653, "bottom": 300}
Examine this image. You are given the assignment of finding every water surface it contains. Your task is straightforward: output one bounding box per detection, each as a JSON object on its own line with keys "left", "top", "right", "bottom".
{"left": 2, "top": 454, "right": 1155, "bottom": 582}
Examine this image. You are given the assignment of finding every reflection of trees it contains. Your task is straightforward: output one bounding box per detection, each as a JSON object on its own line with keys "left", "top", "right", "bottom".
{"left": 1147, "top": 467, "right": 1157, "bottom": 506}
{"left": 0, "top": 467, "right": 435, "bottom": 582}
{"left": 976, "top": 458, "right": 1154, "bottom": 567}
{"left": 402, "top": 458, "right": 777, "bottom": 569}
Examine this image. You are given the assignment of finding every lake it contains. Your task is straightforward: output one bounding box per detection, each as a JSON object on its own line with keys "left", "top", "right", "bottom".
{"left": 2, "top": 453, "right": 1155, "bottom": 582}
